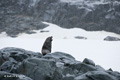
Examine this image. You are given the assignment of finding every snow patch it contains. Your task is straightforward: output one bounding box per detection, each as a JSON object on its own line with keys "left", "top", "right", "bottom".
{"left": 0, "top": 32, "right": 8, "bottom": 38}
{"left": 14, "top": 22, "right": 120, "bottom": 40}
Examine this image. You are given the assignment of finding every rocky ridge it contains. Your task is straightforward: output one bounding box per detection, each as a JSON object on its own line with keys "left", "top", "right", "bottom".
{"left": 0, "top": 0, "right": 120, "bottom": 37}
{"left": 0, "top": 47, "right": 120, "bottom": 80}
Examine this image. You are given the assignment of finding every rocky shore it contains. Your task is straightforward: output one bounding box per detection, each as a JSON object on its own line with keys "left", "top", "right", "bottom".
{"left": 0, "top": 47, "right": 120, "bottom": 80}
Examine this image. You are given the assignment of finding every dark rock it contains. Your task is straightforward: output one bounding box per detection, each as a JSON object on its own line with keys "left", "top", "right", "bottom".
{"left": 43, "top": 52, "right": 75, "bottom": 61}
{"left": 40, "top": 30, "right": 49, "bottom": 33}
{"left": 68, "top": 61, "right": 82, "bottom": 71}
{"left": 75, "top": 36, "right": 87, "bottom": 39}
{"left": 82, "top": 58, "right": 95, "bottom": 66}
{"left": 79, "top": 63, "right": 96, "bottom": 73}
{"left": 0, "top": 47, "right": 42, "bottom": 74}
{"left": 21, "top": 52, "right": 77, "bottom": 80}
{"left": 75, "top": 71, "right": 116, "bottom": 80}
{"left": 108, "top": 68, "right": 113, "bottom": 71}
{"left": 0, "top": 0, "right": 120, "bottom": 37}
{"left": 26, "top": 30, "right": 36, "bottom": 34}
{"left": 104, "top": 36, "right": 120, "bottom": 41}
{"left": 0, "top": 53, "right": 2, "bottom": 66}
{"left": 0, "top": 47, "right": 42, "bottom": 59}
{"left": 106, "top": 71, "right": 120, "bottom": 80}
{"left": 0, "top": 61, "right": 16, "bottom": 72}
{"left": 22, "top": 58, "right": 56, "bottom": 80}
{"left": 0, "top": 47, "right": 120, "bottom": 80}
{"left": 96, "top": 65, "right": 105, "bottom": 71}
{"left": 51, "top": 0, "right": 120, "bottom": 34}
{"left": 9, "top": 51, "right": 29, "bottom": 62}
{"left": 52, "top": 69, "right": 63, "bottom": 80}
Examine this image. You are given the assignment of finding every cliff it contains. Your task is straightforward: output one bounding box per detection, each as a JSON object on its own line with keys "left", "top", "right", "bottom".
{"left": 0, "top": 0, "right": 120, "bottom": 37}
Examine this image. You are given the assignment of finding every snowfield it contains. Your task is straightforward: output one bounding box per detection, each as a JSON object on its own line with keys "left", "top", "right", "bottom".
{"left": 1, "top": 22, "right": 120, "bottom": 40}
{"left": 0, "top": 22, "right": 120, "bottom": 72}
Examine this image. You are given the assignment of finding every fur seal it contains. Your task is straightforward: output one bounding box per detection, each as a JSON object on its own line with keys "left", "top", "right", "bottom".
{"left": 41, "top": 36, "right": 53, "bottom": 56}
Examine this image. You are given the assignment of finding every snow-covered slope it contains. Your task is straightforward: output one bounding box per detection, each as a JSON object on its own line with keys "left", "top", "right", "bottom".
{"left": 1, "top": 22, "right": 120, "bottom": 40}
{"left": 0, "top": 22, "right": 120, "bottom": 72}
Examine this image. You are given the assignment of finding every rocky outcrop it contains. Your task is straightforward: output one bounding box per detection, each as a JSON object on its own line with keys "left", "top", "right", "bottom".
{"left": 0, "top": 47, "right": 120, "bottom": 80}
{"left": 0, "top": 0, "right": 48, "bottom": 37}
{"left": 0, "top": 0, "right": 120, "bottom": 37}
{"left": 104, "top": 36, "right": 120, "bottom": 41}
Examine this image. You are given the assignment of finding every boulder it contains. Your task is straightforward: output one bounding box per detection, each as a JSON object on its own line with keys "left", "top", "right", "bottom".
{"left": 75, "top": 36, "right": 87, "bottom": 39}
{"left": 104, "top": 36, "right": 120, "bottom": 41}
{"left": 0, "top": 61, "right": 16, "bottom": 72}
{"left": 0, "top": 47, "right": 42, "bottom": 74}
{"left": 0, "top": 47, "right": 120, "bottom": 80}
{"left": 43, "top": 52, "right": 75, "bottom": 63}
{"left": 22, "top": 58, "right": 56, "bottom": 80}
{"left": 79, "top": 63, "right": 96, "bottom": 73}
{"left": 75, "top": 71, "right": 117, "bottom": 80}
{"left": 26, "top": 31, "right": 36, "bottom": 34}
{"left": 0, "top": 47, "right": 42, "bottom": 60}
{"left": 40, "top": 30, "right": 49, "bottom": 33}
{"left": 96, "top": 65, "right": 105, "bottom": 71}
{"left": 82, "top": 58, "right": 95, "bottom": 66}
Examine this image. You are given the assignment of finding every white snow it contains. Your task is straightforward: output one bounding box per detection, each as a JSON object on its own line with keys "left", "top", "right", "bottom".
{"left": 0, "top": 22, "right": 120, "bottom": 72}
{"left": 0, "top": 32, "right": 8, "bottom": 38}
{"left": 5, "top": 22, "right": 119, "bottom": 40}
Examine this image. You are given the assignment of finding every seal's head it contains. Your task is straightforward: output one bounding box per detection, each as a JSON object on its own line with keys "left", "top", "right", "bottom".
{"left": 46, "top": 36, "right": 53, "bottom": 42}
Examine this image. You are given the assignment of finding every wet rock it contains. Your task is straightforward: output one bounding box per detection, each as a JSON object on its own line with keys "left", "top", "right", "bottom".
{"left": 104, "top": 36, "right": 120, "bottom": 41}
